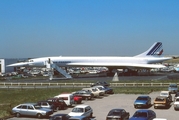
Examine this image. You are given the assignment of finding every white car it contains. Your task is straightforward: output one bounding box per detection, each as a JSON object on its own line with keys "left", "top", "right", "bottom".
{"left": 160, "top": 91, "right": 172, "bottom": 102}
{"left": 92, "top": 86, "right": 105, "bottom": 96}
{"left": 68, "top": 105, "right": 93, "bottom": 118}
{"left": 82, "top": 88, "right": 100, "bottom": 97}
{"left": 173, "top": 96, "right": 179, "bottom": 110}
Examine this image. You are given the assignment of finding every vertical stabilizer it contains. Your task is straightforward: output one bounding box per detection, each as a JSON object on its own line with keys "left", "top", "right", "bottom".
{"left": 135, "top": 42, "right": 163, "bottom": 57}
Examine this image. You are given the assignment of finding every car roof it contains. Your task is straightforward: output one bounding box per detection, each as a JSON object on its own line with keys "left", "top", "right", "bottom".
{"left": 22, "top": 103, "right": 37, "bottom": 105}
{"left": 69, "top": 116, "right": 86, "bottom": 118}
{"left": 160, "top": 91, "right": 169, "bottom": 93}
{"left": 156, "top": 96, "right": 167, "bottom": 98}
{"left": 135, "top": 109, "right": 152, "bottom": 112}
{"left": 110, "top": 108, "right": 124, "bottom": 112}
{"left": 52, "top": 113, "right": 68, "bottom": 117}
{"left": 137, "top": 95, "right": 150, "bottom": 98}
{"left": 74, "top": 104, "right": 89, "bottom": 108}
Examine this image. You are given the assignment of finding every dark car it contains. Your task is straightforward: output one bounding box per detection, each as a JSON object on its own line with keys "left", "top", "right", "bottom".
{"left": 72, "top": 90, "right": 94, "bottom": 100}
{"left": 90, "top": 81, "right": 110, "bottom": 87}
{"left": 174, "top": 92, "right": 179, "bottom": 101}
{"left": 69, "top": 116, "right": 94, "bottom": 120}
{"left": 106, "top": 108, "right": 130, "bottom": 120}
{"left": 49, "top": 113, "right": 70, "bottom": 120}
{"left": 47, "top": 98, "right": 67, "bottom": 110}
{"left": 129, "top": 109, "right": 156, "bottom": 120}
{"left": 134, "top": 96, "right": 152, "bottom": 108}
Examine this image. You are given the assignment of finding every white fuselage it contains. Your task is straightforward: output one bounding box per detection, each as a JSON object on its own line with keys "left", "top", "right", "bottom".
{"left": 27, "top": 56, "right": 171, "bottom": 68}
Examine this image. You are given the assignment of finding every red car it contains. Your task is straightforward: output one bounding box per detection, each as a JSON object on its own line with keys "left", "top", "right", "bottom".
{"left": 46, "top": 98, "right": 67, "bottom": 110}
{"left": 73, "top": 95, "right": 82, "bottom": 104}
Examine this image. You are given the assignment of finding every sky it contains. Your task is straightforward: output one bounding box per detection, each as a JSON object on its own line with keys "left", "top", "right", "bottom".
{"left": 0, "top": 0, "right": 179, "bottom": 58}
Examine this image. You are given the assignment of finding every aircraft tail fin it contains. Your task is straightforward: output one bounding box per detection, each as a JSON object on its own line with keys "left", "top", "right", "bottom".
{"left": 135, "top": 42, "right": 163, "bottom": 57}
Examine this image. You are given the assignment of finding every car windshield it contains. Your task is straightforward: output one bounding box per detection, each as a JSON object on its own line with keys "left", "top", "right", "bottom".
{"left": 72, "top": 108, "right": 83, "bottom": 113}
{"left": 137, "top": 97, "right": 147, "bottom": 100}
{"left": 108, "top": 111, "right": 121, "bottom": 116}
{"left": 169, "top": 84, "right": 177, "bottom": 87}
{"left": 155, "top": 98, "right": 164, "bottom": 101}
{"left": 133, "top": 112, "right": 147, "bottom": 117}
{"left": 160, "top": 93, "right": 168, "bottom": 96}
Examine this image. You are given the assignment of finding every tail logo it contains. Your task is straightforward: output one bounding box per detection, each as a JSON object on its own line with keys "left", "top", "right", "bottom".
{"left": 147, "top": 42, "right": 163, "bottom": 55}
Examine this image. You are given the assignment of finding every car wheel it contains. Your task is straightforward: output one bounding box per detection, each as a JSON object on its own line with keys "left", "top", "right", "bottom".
{"left": 56, "top": 106, "right": 59, "bottom": 111}
{"left": 63, "top": 106, "right": 67, "bottom": 110}
{"left": 16, "top": 113, "right": 21, "bottom": 117}
{"left": 90, "top": 113, "right": 93, "bottom": 118}
{"left": 37, "top": 113, "right": 42, "bottom": 119}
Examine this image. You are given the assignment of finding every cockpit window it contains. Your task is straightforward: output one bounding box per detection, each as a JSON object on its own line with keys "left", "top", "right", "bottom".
{"left": 28, "top": 60, "right": 34, "bottom": 62}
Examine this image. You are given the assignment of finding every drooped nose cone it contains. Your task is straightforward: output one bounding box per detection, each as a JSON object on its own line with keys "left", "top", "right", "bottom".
{"left": 7, "top": 62, "right": 29, "bottom": 67}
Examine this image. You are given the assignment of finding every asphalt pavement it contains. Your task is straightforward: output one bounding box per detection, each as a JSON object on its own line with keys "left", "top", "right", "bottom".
{"left": 8, "top": 91, "right": 179, "bottom": 120}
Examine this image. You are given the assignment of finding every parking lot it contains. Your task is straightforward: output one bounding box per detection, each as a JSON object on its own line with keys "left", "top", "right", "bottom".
{"left": 7, "top": 91, "right": 179, "bottom": 120}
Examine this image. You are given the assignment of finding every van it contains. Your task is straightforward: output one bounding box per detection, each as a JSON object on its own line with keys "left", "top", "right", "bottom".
{"left": 54, "top": 94, "right": 74, "bottom": 106}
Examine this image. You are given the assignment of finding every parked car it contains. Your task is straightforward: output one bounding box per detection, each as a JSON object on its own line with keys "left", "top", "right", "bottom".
{"left": 68, "top": 105, "right": 93, "bottom": 118}
{"left": 82, "top": 88, "right": 100, "bottom": 97}
{"left": 47, "top": 98, "right": 67, "bottom": 110}
{"left": 90, "top": 81, "right": 110, "bottom": 87}
{"left": 73, "top": 95, "right": 83, "bottom": 104}
{"left": 173, "top": 96, "right": 179, "bottom": 110}
{"left": 168, "top": 83, "right": 178, "bottom": 94}
{"left": 153, "top": 96, "right": 170, "bottom": 109}
{"left": 129, "top": 109, "right": 156, "bottom": 120}
{"left": 49, "top": 113, "right": 70, "bottom": 120}
{"left": 134, "top": 95, "right": 152, "bottom": 108}
{"left": 106, "top": 108, "right": 130, "bottom": 120}
{"left": 159, "top": 91, "right": 172, "bottom": 102}
{"left": 174, "top": 92, "right": 179, "bottom": 101}
{"left": 37, "top": 101, "right": 55, "bottom": 111}
{"left": 91, "top": 86, "right": 105, "bottom": 96}
{"left": 69, "top": 116, "right": 95, "bottom": 120}
{"left": 93, "top": 85, "right": 114, "bottom": 94}
{"left": 72, "top": 90, "right": 94, "bottom": 100}
{"left": 54, "top": 94, "right": 74, "bottom": 106}
{"left": 12, "top": 103, "right": 53, "bottom": 118}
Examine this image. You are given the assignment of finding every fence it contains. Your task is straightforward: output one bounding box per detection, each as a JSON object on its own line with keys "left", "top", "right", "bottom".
{"left": 0, "top": 82, "right": 176, "bottom": 89}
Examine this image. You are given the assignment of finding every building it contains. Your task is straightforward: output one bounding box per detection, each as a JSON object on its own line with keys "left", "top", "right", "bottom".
{"left": 0, "top": 58, "right": 26, "bottom": 74}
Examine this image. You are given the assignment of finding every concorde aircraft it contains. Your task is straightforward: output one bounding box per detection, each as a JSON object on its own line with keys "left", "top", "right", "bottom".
{"left": 7, "top": 42, "right": 173, "bottom": 78}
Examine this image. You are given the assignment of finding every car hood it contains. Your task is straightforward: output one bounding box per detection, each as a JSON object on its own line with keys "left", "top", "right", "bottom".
{"left": 68, "top": 112, "right": 83, "bottom": 116}
{"left": 134, "top": 100, "right": 147, "bottom": 104}
{"left": 130, "top": 117, "right": 148, "bottom": 120}
{"left": 107, "top": 116, "right": 121, "bottom": 118}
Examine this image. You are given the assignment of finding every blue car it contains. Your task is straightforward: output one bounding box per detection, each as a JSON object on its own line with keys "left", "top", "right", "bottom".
{"left": 168, "top": 83, "right": 178, "bottom": 94}
{"left": 129, "top": 109, "right": 156, "bottom": 120}
{"left": 134, "top": 96, "right": 151, "bottom": 108}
